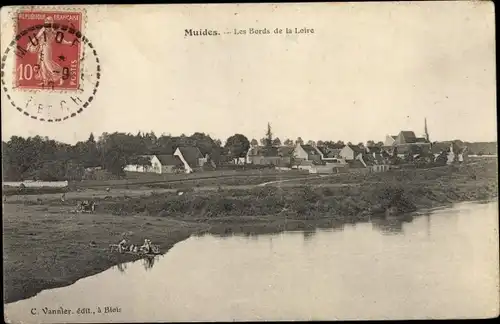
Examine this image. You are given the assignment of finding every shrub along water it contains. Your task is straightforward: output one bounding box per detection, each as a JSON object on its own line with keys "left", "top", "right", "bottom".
{"left": 96, "top": 179, "right": 497, "bottom": 223}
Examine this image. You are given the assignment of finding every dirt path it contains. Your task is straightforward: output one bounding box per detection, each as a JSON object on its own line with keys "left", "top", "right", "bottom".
{"left": 4, "top": 174, "right": 327, "bottom": 203}
{"left": 257, "top": 174, "right": 337, "bottom": 187}
{"left": 78, "top": 172, "right": 310, "bottom": 189}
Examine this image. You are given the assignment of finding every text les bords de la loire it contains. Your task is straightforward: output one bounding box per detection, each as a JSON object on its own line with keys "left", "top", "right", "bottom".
{"left": 185, "top": 27, "right": 314, "bottom": 37}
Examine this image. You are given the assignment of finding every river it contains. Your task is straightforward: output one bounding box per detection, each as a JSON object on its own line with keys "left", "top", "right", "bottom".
{"left": 5, "top": 201, "right": 499, "bottom": 322}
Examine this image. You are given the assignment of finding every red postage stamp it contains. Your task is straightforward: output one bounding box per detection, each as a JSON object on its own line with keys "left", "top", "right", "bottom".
{"left": 15, "top": 10, "right": 83, "bottom": 91}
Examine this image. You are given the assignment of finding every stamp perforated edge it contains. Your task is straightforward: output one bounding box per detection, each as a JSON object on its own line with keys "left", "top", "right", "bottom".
{"left": 1, "top": 6, "right": 101, "bottom": 122}
{"left": 8, "top": 6, "right": 88, "bottom": 94}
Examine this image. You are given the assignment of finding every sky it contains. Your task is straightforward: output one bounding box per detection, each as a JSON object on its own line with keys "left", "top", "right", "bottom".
{"left": 1, "top": 2, "right": 497, "bottom": 145}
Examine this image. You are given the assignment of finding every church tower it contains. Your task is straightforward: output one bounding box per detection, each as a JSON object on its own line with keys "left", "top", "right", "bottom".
{"left": 424, "top": 118, "right": 430, "bottom": 142}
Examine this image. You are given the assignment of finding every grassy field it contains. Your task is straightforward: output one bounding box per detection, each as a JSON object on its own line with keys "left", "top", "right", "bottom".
{"left": 78, "top": 169, "right": 310, "bottom": 188}
{"left": 2, "top": 173, "right": 316, "bottom": 203}
{"left": 3, "top": 169, "right": 311, "bottom": 196}
{"left": 3, "top": 159, "right": 498, "bottom": 304}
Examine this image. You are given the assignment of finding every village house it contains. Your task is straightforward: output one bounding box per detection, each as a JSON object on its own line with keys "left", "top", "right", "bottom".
{"left": 157, "top": 155, "right": 185, "bottom": 173}
{"left": 346, "top": 159, "right": 372, "bottom": 174}
{"left": 364, "top": 146, "right": 389, "bottom": 157}
{"left": 174, "top": 146, "right": 209, "bottom": 173}
{"left": 293, "top": 143, "right": 323, "bottom": 162}
{"left": 385, "top": 119, "right": 432, "bottom": 158}
{"left": 339, "top": 144, "right": 365, "bottom": 161}
{"left": 315, "top": 144, "right": 344, "bottom": 161}
{"left": 384, "top": 135, "right": 397, "bottom": 147}
{"left": 124, "top": 155, "right": 162, "bottom": 174}
{"left": 308, "top": 162, "right": 349, "bottom": 174}
{"left": 245, "top": 146, "right": 293, "bottom": 166}
{"left": 360, "top": 148, "right": 391, "bottom": 172}
{"left": 124, "top": 154, "right": 184, "bottom": 174}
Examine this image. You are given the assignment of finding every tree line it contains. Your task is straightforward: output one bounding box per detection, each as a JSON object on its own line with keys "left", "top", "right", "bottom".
{"left": 3, "top": 123, "right": 492, "bottom": 181}
{"left": 2, "top": 132, "right": 225, "bottom": 181}
{"left": 1, "top": 127, "right": 365, "bottom": 181}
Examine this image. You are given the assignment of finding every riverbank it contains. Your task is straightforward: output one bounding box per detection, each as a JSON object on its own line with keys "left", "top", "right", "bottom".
{"left": 3, "top": 161, "right": 498, "bottom": 304}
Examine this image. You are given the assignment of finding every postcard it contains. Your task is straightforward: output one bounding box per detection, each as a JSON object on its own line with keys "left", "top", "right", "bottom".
{"left": 2, "top": 2, "right": 498, "bottom": 323}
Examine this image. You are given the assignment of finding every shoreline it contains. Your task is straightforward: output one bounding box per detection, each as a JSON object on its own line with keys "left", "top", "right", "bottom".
{"left": 3, "top": 163, "right": 498, "bottom": 304}
{"left": 4, "top": 197, "right": 497, "bottom": 305}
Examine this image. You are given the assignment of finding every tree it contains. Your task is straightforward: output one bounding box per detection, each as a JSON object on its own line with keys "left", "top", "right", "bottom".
{"left": 366, "top": 140, "right": 375, "bottom": 147}
{"left": 307, "top": 140, "right": 316, "bottom": 146}
{"left": 98, "top": 133, "right": 128, "bottom": 176}
{"left": 451, "top": 142, "right": 462, "bottom": 163}
{"left": 84, "top": 133, "right": 100, "bottom": 168}
{"left": 225, "top": 134, "right": 250, "bottom": 159}
{"left": 260, "top": 138, "right": 267, "bottom": 146}
{"left": 250, "top": 138, "right": 259, "bottom": 147}
{"left": 2, "top": 135, "right": 89, "bottom": 181}
{"left": 317, "top": 140, "right": 325, "bottom": 147}
{"left": 102, "top": 147, "right": 127, "bottom": 176}
{"left": 189, "top": 132, "right": 220, "bottom": 161}
{"left": 284, "top": 139, "right": 294, "bottom": 146}
{"left": 375, "top": 141, "right": 384, "bottom": 147}
{"left": 36, "top": 161, "right": 65, "bottom": 181}
{"left": 272, "top": 137, "right": 281, "bottom": 147}
{"left": 64, "top": 160, "right": 85, "bottom": 181}
{"left": 295, "top": 137, "right": 304, "bottom": 145}
{"left": 265, "top": 123, "right": 273, "bottom": 147}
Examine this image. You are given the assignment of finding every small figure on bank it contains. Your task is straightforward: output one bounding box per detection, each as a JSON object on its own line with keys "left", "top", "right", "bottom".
{"left": 140, "top": 239, "right": 152, "bottom": 254}
{"left": 118, "top": 239, "right": 128, "bottom": 253}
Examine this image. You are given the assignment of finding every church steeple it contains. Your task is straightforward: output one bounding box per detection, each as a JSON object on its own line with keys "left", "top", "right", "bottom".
{"left": 424, "top": 118, "right": 429, "bottom": 142}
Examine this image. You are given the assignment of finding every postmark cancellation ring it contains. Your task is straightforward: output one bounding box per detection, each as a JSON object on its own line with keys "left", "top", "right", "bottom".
{"left": 1, "top": 10, "right": 101, "bottom": 122}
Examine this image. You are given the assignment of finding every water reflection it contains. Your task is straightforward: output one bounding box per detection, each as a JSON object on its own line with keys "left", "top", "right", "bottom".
{"left": 115, "top": 255, "right": 161, "bottom": 273}
{"left": 370, "top": 214, "right": 414, "bottom": 235}
{"left": 302, "top": 228, "right": 317, "bottom": 241}
{"left": 371, "top": 218, "right": 404, "bottom": 235}
{"left": 243, "top": 232, "right": 259, "bottom": 240}
{"left": 4, "top": 202, "right": 498, "bottom": 322}
{"left": 142, "top": 255, "right": 160, "bottom": 271}
{"left": 116, "top": 262, "right": 128, "bottom": 273}
{"left": 331, "top": 222, "right": 345, "bottom": 232}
